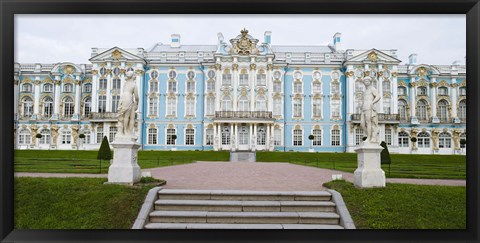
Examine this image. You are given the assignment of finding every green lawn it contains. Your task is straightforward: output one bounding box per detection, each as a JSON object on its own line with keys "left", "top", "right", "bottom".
{"left": 324, "top": 180, "right": 466, "bottom": 229}
{"left": 14, "top": 150, "right": 230, "bottom": 174}
{"left": 14, "top": 177, "right": 156, "bottom": 229}
{"left": 257, "top": 151, "right": 466, "bottom": 179}
{"left": 14, "top": 150, "right": 466, "bottom": 179}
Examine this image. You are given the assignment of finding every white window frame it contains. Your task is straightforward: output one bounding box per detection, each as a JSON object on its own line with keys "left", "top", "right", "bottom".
{"left": 148, "top": 128, "right": 157, "bottom": 145}
{"left": 331, "top": 128, "right": 341, "bottom": 146}
{"left": 293, "top": 129, "right": 303, "bottom": 146}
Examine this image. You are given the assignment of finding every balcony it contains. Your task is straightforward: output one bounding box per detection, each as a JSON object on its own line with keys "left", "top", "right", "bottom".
{"left": 351, "top": 113, "right": 400, "bottom": 123}
{"left": 214, "top": 111, "right": 274, "bottom": 120}
{"left": 89, "top": 112, "right": 118, "bottom": 121}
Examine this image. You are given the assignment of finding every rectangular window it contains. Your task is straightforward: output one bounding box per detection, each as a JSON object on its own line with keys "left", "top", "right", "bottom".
{"left": 385, "top": 128, "right": 392, "bottom": 145}
{"left": 167, "top": 98, "right": 176, "bottom": 116}
{"left": 99, "top": 79, "right": 107, "bottom": 90}
{"left": 331, "top": 99, "right": 340, "bottom": 118}
{"left": 111, "top": 95, "right": 120, "bottom": 113}
{"left": 293, "top": 129, "right": 303, "bottom": 146}
{"left": 109, "top": 127, "right": 117, "bottom": 143}
{"left": 274, "top": 128, "right": 281, "bottom": 146}
{"left": 206, "top": 97, "right": 215, "bottom": 116}
{"left": 187, "top": 81, "right": 195, "bottom": 93}
{"left": 185, "top": 129, "right": 195, "bottom": 145}
{"left": 273, "top": 98, "right": 282, "bottom": 116}
{"left": 166, "top": 129, "right": 176, "bottom": 145}
{"left": 84, "top": 84, "right": 92, "bottom": 93}
{"left": 221, "top": 127, "right": 230, "bottom": 145}
{"left": 239, "top": 74, "right": 248, "bottom": 86}
{"left": 312, "top": 98, "right": 322, "bottom": 117}
{"left": 294, "top": 82, "right": 302, "bottom": 93}
{"left": 206, "top": 128, "right": 214, "bottom": 145}
{"left": 293, "top": 98, "right": 302, "bottom": 118}
{"left": 207, "top": 81, "right": 215, "bottom": 92}
{"left": 62, "top": 131, "right": 72, "bottom": 144}
{"left": 222, "top": 74, "right": 232, "bottom": 86}
{"left": 331, "top": 129, "right": 340, "bottom": 146}
{"left": 273, "top": 82, "right": 282, "bottom": 93}
{"left": 150, "top": 82, "right": 158, "bottom": 93}
{"left": 112, "top": 78, "right": 121, "bottom": 90}
{"left": 149, "top": 97, "right": 158, "bottom": 116}
{"left": 257, "top": 127, "right": 266, "bottom": 145}
{"left": 331, "top": 83, "right": 340, "bottom": 94}
{"left": 96, "top": 127, "right": 103, "bottom": 144}
{"left": 148, "top": 128, "right": 157, "bottom": 145}
{"left": 355, "top": 128, "right": 364, "bottom": 145}
{"left": 313, "top": 129, "right": 322, "bottom": 146}
{"left": 98, "top": 95, "right": 106, "bottom": 113}
{"left": 186, "top": 98, "right": 195, "bottom": 116}
{"left": 168, "top": 81, "right": 177, "bottom": 93}
{"left": 257, "top": 74, "right": 266, "bottom": 86}
{"left": 398, "top": 87, "right": 405, "bottom": 95}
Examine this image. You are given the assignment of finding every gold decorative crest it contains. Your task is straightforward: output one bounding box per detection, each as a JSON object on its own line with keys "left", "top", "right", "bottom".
{"left": 367, "top": 51, "right": 378, "bottom": 62}
{"left": 230, "top": 29, "right": 259, "bottom": 55}
{"left": 63, "top": 65, "right": 74, "bottom": 75}
{"left": 112, "top": 50, "right": 122, "bottom": 59}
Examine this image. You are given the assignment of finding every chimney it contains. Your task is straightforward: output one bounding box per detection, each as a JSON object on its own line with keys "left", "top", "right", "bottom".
{"left": 408, "top": 53, "right": 417, "bottom": 65}
{"left": 171, "top": 34, "right": 181, "bottom": 48}
{"left": 264, "top": 31, "right": 272, "bottom": 44}
{"left": 333, "top": 32, "right": 342, "bottom": 51}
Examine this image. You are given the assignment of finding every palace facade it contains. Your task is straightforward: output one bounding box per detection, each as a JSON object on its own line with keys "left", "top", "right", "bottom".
{"left": 14, "top": 29, "right": 466, "bottom": 154}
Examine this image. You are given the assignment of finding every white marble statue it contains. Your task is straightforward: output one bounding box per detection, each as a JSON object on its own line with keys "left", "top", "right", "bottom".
{"left": 360, "top": 76, "right": 381, "bottom": 144}
{"left": 116, "top": 70, "right": 139, "bottom": 138}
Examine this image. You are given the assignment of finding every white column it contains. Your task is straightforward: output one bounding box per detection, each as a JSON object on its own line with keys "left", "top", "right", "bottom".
{"left": 267, "top": 64, "right": 273, "bottom": 112}
{"left": 234, "top": 123, "right": 238, "bottom": 150}
{"left": 451, "top": 78, "right": 458, "bottom": 122}
{"left": 409, "top": 77, "right": 417, "bottom": 123}
{"left": 250, "top": 63, "right": 256, "bottom": 111}
{"left": 249, "top": 123, "right": 253, "bottom": 150}
{"left": 73, "top": 77, "right": 81, "bottom": 120}
{"left": 106, "top": 68, "right": 112, "bottom": 112}
{"left": 431, "top": 77, "right": 438, "bottom": 123}
{"left": 33, "top": 77, "right": 41, "bottom": 118}
{"left": 266, "top": 123, "right": 270, "bottom": 150}
{"left": 230, "top": 123, "right": 234, "bottom": 150}
{"left": 53, "top": 77, "right": 61, "bottom": 119}
{"left": 378, "top": 65, "right": 384, "bottom": 113}
{"left": 392, "top": 66, "right": 398, "bottom": 115}
{"left": 232, "top": 63, "right": 238, "bottom": 111}
{"left": 252, "top": 123, "right": 257, "bottom": 151}
{"left": 91, "top": 71, "right": 98, "bottom": 112}
{"left": 215, "top": 64, "right": 221, "bottom": 112}
{"left": 346, "top": 65, "right": 354, "bottom": 117}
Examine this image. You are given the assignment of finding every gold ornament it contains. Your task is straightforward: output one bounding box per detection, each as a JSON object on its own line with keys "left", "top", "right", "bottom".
{"left": 112, "top": 50, "right": 122, "bottom": 59}
{"left": 367, "top": 51, "right": 378, "bottom": 62}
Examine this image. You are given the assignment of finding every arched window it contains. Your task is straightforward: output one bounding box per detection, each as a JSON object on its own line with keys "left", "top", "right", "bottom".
{"left": 331, "top": 129, "right": 340, "bottom": 146}
{"left": 18, "top": 129, "right": 31, "bottom": 145}
{"left": 63, "top": 97, "right": 74, "bottom": 118}
{"left": 398, "top": 131, "right": 409, "bottom": 147}
{"left": 312, "top": 98, "right": 322, "bottom": 117}
{"left": 256, "top": 95, "right": 266, "bottom": 112}
{"left": 109, "top": 126, "right": 117, "bottom": 143}
{"left": 206, "top": 96, "right": 215, "bottom": 116}
{"left": 149, "top": 97, "right": 158, "bottom": 116}
{"left": 293, "top": 129, "right": 303, "bottom": 146}
{"left": 82, "top": 129, "right": 91, "bottom": 144}
{"left": 398, "top": 99, "right": 408, "bottom": 121}
{"left": 458, "top": 100, "right": 466, "bottom": 121}
{"left": 239, "top": 96, "right": 249, "bottom": 112}
{"left": 43, "top": 97, "right": 53, "bottom": 118}
{"left": 331, "top": 99, "right": 341, "bottom": 118}
{"left": 43, "top": 83, "right": 53, "bottom": 93}
{"left": 83, "top": 83, "right": 92, "bottom": 93}
{"left": 39, "top": 129, "right": 51, "bottom": 144}
{"left": 417, "top": 132, "right": 430, "bottom": 148}
{"left": 148, "top": 128, "right": 157, "bottom": 145}
{"left": 312, "top": 129, "right": 322, "bottom": 146}
{"left": 22, "top": 96, "right": 33, "bottom": 117}
{"left": 416, "top": 99, "right": 428, "bottom": 121}
{"left": 205, "top": 128, "right": 214, "bottom": 145}
{"left": 63, "top": 84, "right": 73, "bottom": 93}
{"left": 239, "top": 69, "right": 249, "bottom": 86}
{"left": 221, "top": 96, "right": 232, "bottom": 112}
{"left": 22, "top": 83, "right": 33, "bottom": 92}
{"left": 438, "top": 87, "right": 448, "bottom": 95}
{"left": 398, "top": 86, "right": 406, "bottom": 95}
{"left": 438, "top": 132, "right": 451, "bottom": 148}
{"left": 257, "top": 126, "right": 266, "bottom": 145}
{"left": 438, "top": 100, "right": 449, "bottom": 123}
{"left": 355, "top": 128, "right": 364, "bottom": 145}
{"left": 382, "top": 80, "right": 391, "bottom": 93}
{"left": 185, "top": 128, "right": 195, "bottom": 145}
{"left": 256, "top": 70, "right": 266, "bottom": 86}
{"left": 221, "top": 126, "right": 230, "bottom": 145}
{"left": 166, "top": 128, "right": 176, "bottom": 145}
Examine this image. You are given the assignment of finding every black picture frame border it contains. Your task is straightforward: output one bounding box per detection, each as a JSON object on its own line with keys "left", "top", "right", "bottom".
{"left": 1, "top": 0, "right": 479, "bottom": 242}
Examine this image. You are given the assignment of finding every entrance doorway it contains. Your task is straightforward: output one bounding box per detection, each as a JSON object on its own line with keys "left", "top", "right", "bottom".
{"left": 238, "top": 125, "right": 249, "bottom": 151}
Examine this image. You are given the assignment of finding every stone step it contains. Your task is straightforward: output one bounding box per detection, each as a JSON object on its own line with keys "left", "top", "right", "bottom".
{"left": 154, "top": 199, "right": 336, "bottom": 212}
{"left": 149, "top": 211, "right": 340, "bottom": 224}
{"left": 158, "top": 189, "right": 332, "bottom": 201}
{"left": 144, "top": 223, "right": 344, "bottom": 229}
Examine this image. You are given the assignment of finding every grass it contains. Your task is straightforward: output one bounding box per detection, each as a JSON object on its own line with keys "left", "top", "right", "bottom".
{"left": 14, "top": 150, "right": 466, "bottom": 179}
{"left": 14, "top": 177, "right": 156, "bottom": 229}
{"left": 257, "top": 151, "right": 466, "bottom": 179}
{"left": 324, "top": 180, "right": 466, "bottom": 229}
{"left": 14, "top": 150, "right": 230, "bottom": 174}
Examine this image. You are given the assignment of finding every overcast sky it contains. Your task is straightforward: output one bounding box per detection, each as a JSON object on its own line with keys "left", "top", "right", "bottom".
{"left": 15, "top": 14, "right": 465, "bottom": 65}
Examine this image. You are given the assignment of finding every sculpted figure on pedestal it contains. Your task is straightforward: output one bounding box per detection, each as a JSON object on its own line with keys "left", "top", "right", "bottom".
{"left": 116, "top": 70, "right": 139, "bottom": 139}
{"left": 360, "top": 77, "right": 381, "bottom": 144}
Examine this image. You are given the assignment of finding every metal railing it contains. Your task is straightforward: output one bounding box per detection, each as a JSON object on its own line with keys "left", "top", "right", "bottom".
{"left": 351, "top": 113, "right": 400, "bottom": 122}
{"left": 215, "top": 111, "right": 273, "bottom": 119}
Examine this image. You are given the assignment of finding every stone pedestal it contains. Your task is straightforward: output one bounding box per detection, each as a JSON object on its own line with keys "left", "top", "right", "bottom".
{"left": 108, "top": 136, "right": 141, "bottom": 185}
{"left": 353, "top": 142, "right": 386, "bottom": 188}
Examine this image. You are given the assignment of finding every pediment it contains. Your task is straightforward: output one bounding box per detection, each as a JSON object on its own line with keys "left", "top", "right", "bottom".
{"left": 346, "top": 49, "right": 401, "bottom": 64}
{"left": 89, "top": 47, "right": 145, "bottom": 62}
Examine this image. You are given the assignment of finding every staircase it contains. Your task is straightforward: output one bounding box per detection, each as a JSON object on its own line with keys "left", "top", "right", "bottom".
{"left": 230, "top": 151, "right": 256, "bottom": 162}
{"left": 133, "top": 188, "right": 355, "bottom": 229}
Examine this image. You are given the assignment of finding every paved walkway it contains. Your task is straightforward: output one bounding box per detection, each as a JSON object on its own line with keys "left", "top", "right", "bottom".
{"left": 15, "top": 161, "right": 466, "bottom": 190}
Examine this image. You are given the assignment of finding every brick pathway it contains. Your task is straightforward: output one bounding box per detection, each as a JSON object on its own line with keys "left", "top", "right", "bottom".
{"left": 15, "top": 162, "right": 466, "bottom": 190}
